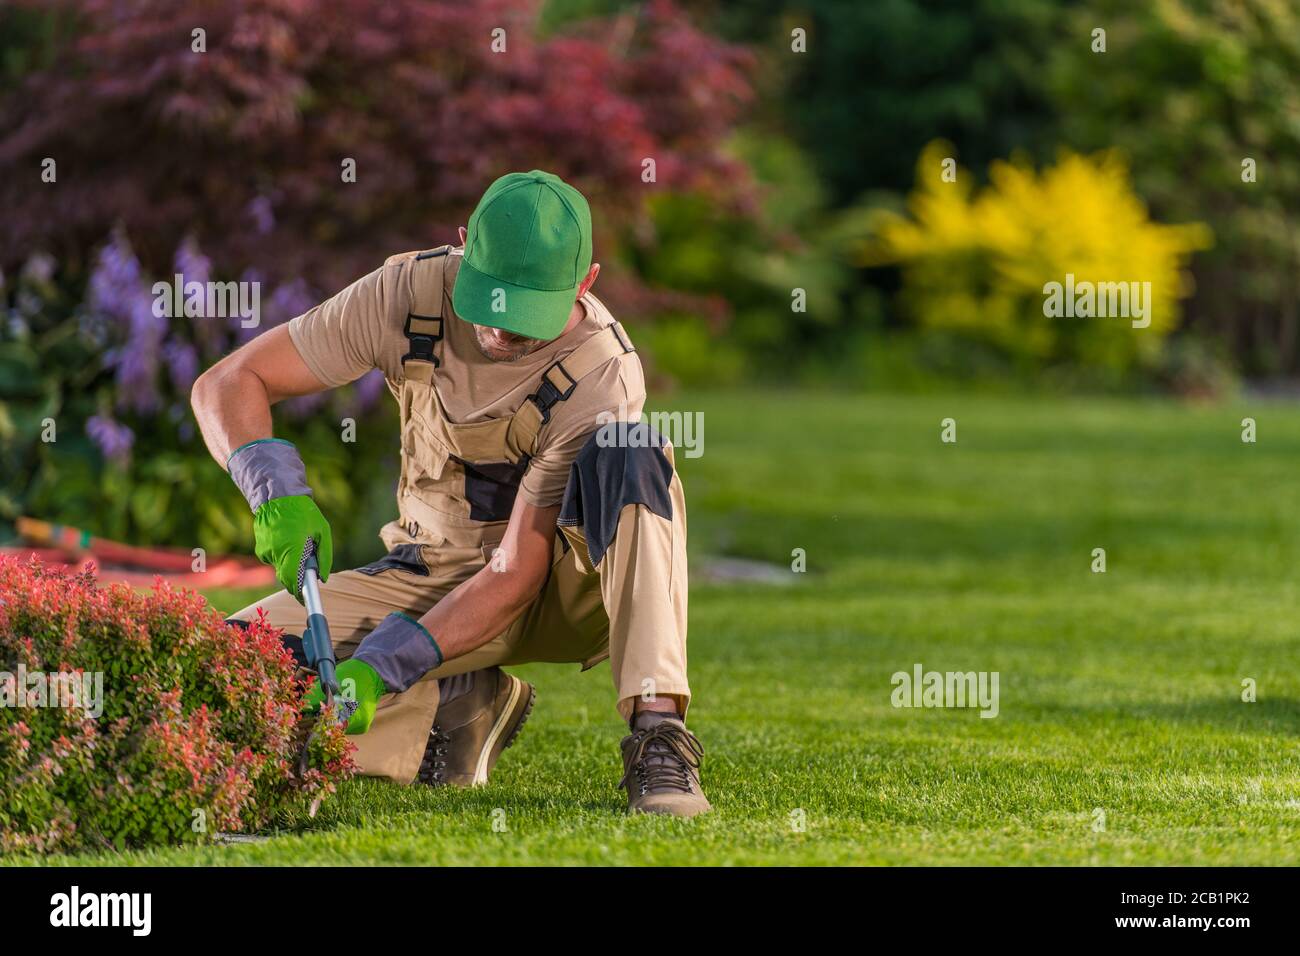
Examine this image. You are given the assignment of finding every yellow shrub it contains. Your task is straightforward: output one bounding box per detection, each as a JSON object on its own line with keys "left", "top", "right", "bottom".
{"left": 861, "top": 143, "right": 1211, "bottom": 372}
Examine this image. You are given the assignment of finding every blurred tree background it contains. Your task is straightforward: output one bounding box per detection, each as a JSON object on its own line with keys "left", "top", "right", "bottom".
{"left": 2, "top": 0, "right": 1297, "bottom": 561}
{"left": 1047, "top": 0, "right": 1300, "bottom": 379}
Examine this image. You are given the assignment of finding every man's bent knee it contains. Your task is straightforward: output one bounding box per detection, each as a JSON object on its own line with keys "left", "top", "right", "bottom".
{"left": 559, "top": 423, "right": 676, "bottom": 567}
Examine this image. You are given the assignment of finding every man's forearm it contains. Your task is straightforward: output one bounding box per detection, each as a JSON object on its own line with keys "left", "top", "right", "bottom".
{"left": 349, "top": 561, "right": 544, "bottom": 697}
{"left": 191, "top": 325, "right": 329, "bottom": 468}
{"left": 416, "top": 562, "right": 544, "bottom": 662}
{"left": 191, "top": 363, "right": 275, "bottom": 469}
{"left": 351, "top": 500, "right": 560, "bottom": 694}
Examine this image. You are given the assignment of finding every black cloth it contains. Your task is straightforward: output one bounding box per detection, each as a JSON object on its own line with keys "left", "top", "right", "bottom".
{"left": 558, "top": 423, "right": 674, "bottom": 568}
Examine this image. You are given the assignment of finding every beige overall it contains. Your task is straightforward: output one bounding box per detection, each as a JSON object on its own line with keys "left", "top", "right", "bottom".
{"left": 232, "top": 247, "right": 690, "bottom": 784}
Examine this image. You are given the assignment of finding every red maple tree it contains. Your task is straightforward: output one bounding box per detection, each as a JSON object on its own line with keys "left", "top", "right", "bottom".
{"left": 0, "top": 0, "right": 754, "bottom": 293}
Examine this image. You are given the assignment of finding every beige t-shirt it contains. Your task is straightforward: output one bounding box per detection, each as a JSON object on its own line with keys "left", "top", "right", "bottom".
{"left": 287, "top": 248, "right": 645, "bottom": 508}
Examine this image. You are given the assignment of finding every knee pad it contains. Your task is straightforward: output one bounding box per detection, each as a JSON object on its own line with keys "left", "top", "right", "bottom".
{"left": 559, "top": 423, "right": 674, "bottom": 567}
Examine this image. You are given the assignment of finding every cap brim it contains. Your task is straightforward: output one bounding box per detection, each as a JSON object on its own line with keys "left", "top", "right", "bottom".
{"left": 452, "top": 258, "right": 575, "bottom": 341}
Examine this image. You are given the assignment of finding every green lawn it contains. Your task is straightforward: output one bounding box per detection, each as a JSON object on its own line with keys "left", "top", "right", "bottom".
{"left": 20, "top": 389, "right": 1300, "bottom": 865}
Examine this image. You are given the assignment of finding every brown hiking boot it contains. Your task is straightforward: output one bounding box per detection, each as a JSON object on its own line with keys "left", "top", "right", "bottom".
{"left": 417, "top": 667, "right": 535, "bottom": 787}
{"left": 619, "top": 713, "right": 711, "bottom": 817}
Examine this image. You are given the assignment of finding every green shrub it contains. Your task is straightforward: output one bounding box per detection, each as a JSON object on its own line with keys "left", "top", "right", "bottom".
{"left": 1048, "top": 0, "right": 1300, "bottom": 375}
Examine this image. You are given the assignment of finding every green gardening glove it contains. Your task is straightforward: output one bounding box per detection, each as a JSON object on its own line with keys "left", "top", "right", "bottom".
{"left": 226, "top": 438, "right": 332, "bottom": 600}
{"left": 253, "top": 495, "right": 333, "bottom": 599}
{"left": 302, "top": 658, "right": 386, "bottom": 735}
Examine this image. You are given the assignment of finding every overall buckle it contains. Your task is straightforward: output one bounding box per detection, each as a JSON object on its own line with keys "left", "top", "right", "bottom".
{"left": 402, "top": 313, "right": 443, "bottom": 367}
{"left": 529, "top": 362, "right": 578, "bottom": 424}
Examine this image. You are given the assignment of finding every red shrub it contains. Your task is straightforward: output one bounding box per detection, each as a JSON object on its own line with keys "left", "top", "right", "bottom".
{"left": 0, "top": 0, "right": 755, "bottom": 295}
{"left": 0, "top": 556, "right": 353, "bottom": 854}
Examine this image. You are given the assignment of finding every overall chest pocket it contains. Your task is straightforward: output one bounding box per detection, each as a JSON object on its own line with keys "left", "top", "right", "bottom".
{"left": 401, "top": 412, "right": 452, "bottom": 485}
{"left": 400, "top": 380, "right": 528, "bottom": 522}
{"left": 402, "top": 380, "right": 522, "bottom": 469}
{"left": 400, "top": 381, "right": 453, "bottom": 484}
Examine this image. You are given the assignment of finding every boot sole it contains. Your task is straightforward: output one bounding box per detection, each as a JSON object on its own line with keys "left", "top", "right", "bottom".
{"left": 471, "top": 675, "right": 535, "bottom": 786}
{"left": 629, "top": 798, "right": 713, "bottom": 818}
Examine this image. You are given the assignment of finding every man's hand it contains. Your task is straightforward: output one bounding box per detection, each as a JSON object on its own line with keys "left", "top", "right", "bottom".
{"left": 303, "top": 657, "right": 384, "bottom": 734}
{"left": 224, "top": 437, "right": 331, "bottom": 600}
{"left": 191, "top": 325, "right": 337, "bottom": 599}
{"left": 253, "top": 494, "right": 333, "bottom": 598}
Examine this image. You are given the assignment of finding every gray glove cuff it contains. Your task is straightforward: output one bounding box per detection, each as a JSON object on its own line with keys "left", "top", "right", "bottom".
{"left": 353, "top": 612, "right": 445, "bottom": 693}
{"left": 227, "top": 438, "right": 312, "bottom": 513}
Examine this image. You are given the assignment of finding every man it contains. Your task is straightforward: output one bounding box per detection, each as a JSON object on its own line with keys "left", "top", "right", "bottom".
{"left": 191, "top": 171, "right": 708, "bottom": 816}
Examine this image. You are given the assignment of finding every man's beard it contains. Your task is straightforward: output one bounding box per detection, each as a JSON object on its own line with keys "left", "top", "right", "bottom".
{"left": 472, "top": 324, "right": 547, "bottom": 363}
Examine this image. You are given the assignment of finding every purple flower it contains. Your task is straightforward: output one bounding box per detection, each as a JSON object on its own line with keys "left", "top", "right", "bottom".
{"left": 113, "top": 288, "right": 167, "bottom": 415}
{"left": 162, "top": 339, "right": 199, "bottom": 392}
{"left": 86, "top": 415, "right": 135, "bottom": 464}
{"left": 88, "top": 230, "right": 143, "bottom": 322}
{"left": 172, "top": 236, "right": 229, "bottom": 359}
{"left": 356, "top": 368, "right": 387, "bottom": 407}
{"left": 343, "top": 368, "right": 388, "bottom": 418}
{"left": 85, "top": 233, "right": 165, "bottom": 414}
{"left": 283, "top": 392, "right": 329, "bottom": 419}
{"left": 173, "top": 237, "right": 211, "bottom": 289}
{"left": 233, "top": 273, "right": 317, "bottom": 346}
{"left": 266, "top": 277, "right": 317, "bottom": 326}
{"left": 247, "top": 195, "right": 275, "bottom": 236}
{"left": 232, "top": 267, "right": 266, "bottom": 346}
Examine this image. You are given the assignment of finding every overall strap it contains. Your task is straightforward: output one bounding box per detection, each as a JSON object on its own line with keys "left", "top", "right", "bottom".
{"left": 505, "top": 321, "right": 636, "bottom": 462}
{"left": 401, "top": 245, "right": 453, "bottom": 383}
{"left": 530, "top": 320, "right": 635, "bottom": 424}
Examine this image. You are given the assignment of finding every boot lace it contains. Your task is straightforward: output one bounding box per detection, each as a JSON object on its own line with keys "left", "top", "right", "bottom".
{"left": 619, "top": 722, "right": 704, "bottom": 795}
{"left": 417, "top": 724, "right": 452, "bottom": 785}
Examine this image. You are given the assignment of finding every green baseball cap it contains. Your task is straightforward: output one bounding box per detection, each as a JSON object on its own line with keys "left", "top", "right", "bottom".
{"left": 453, "top": 170, "right": 593, "bottom": 341}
